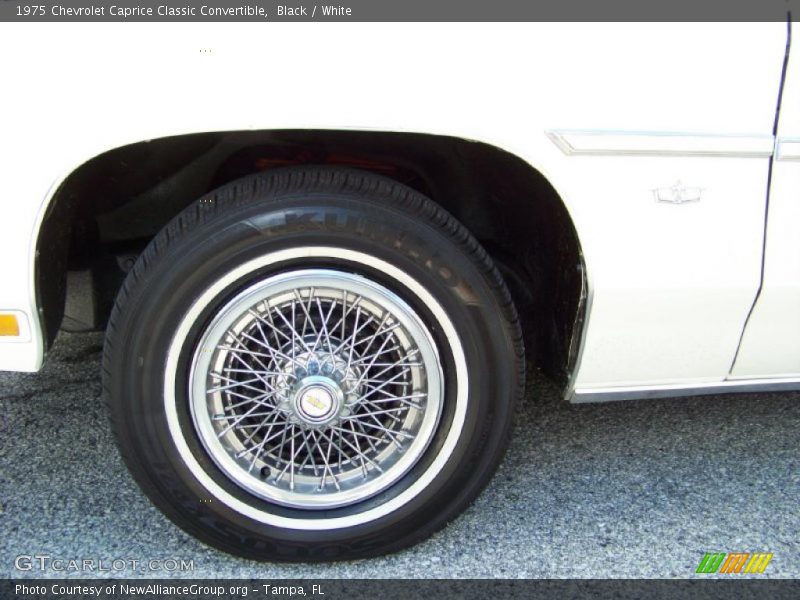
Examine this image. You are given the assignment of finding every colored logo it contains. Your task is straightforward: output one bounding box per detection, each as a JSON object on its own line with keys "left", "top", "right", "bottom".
{"left": 696, "top": 552, "right": 773, "bottom": 574}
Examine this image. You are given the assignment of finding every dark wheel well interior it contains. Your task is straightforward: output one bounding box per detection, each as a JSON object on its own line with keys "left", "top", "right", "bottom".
{"left": 36, "top": 130, "right": 586, "bottom": 387}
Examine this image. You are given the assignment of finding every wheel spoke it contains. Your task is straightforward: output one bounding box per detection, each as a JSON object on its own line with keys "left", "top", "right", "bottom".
{"left": 270, "top": 304, "right": 313, "bottom": 355}
{"left": 318, "top": 431, "right": 341, "bottom": 491}
{"left": 216, "top": 394, "right": 282, "bottom": 437}
{"left": 222, "top": 345, "right": 281, "bottom": 391}
{"left": 353, "top": 368, "right": 415, "bottom": 403}
{"left": 207, "top": 374, "right": 269, "bottom": 396}
{"left": 216, "top": 386, "right": 282, "bottom": 413}
{"left": 294, "top": 288, "right": 319, "bottom": 341}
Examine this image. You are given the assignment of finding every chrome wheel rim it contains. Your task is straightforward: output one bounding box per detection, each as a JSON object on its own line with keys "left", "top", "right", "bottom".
{"left": 189, "top": 269, "right": 443, "bottom": 509}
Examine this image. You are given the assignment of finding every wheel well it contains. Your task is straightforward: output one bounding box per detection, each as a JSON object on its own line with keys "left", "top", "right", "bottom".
{"left": 36, "top": 129, "right": 586, "bottom": 385}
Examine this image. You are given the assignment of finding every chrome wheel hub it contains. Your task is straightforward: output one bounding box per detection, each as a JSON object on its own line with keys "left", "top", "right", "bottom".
{"left": 292, "top": 377, "right": 342, "bottom": 426}
{"left": 189, "top": 269, "right": 443, "bottom": 509}
{"left": 276, "top": 348, "right": 362, "bottom": 428}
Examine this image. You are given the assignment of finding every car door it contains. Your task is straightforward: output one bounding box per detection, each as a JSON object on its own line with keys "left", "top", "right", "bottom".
{"left": 544, "top": 23, "right": 790, "bottom": 394}
{"left": 730, "top": 26, "right": 800, "bottom": 381}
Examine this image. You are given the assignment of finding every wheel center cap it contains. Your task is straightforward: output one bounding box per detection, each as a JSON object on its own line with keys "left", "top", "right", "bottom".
{"left": 293, "top": 376, "right": 343, "bottom": 425}
{"left": 299, "top": 387, "right": 334, "bottom": 418}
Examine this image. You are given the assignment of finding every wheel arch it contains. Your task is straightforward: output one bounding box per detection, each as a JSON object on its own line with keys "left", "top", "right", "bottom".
{"left": 35, "top": 129, "right": 587, "bottom": 387}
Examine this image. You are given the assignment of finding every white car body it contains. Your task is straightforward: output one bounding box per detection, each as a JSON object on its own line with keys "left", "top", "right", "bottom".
{"left": 1, "top": 22, "right": 798, "bottom": 401}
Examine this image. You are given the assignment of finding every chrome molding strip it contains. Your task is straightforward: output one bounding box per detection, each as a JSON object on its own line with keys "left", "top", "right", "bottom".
{"left": 571, "top": 378, "right": 800, "bottom": 403}
{"left": 776, "top": 138, "right": 800, "bottom": 160}
{"left": 547, "top": 130, "right": 775, "bottom": 158}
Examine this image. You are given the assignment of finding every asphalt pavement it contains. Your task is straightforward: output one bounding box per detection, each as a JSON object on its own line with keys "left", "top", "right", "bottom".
{"left": 1, "top": 332, "right": 798, "bottom": 578}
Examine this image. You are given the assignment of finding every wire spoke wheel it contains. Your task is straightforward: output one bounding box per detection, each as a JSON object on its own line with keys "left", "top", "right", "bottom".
{"left": 190, "top": 269, "right": 444, "bottom": 509}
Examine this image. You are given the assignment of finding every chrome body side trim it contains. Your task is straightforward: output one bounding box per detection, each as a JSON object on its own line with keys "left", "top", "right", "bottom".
{"left": 571, "top": 378, "right": 800, "bottom": 403}
{"left": 547, "top": 130, "right": 775, "bottom": 158}
{"left": 776, "top": 138, "right": 800, "bottom": 160}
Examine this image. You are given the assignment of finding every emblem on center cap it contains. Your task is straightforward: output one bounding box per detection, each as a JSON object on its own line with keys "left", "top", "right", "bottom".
{"left": 300, "top": 387, "right": 333, "bottom": 418}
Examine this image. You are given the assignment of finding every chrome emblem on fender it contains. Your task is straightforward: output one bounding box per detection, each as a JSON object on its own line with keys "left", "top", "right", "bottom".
{"left": 652, "top": 181, "right": 703, "bottom": 204}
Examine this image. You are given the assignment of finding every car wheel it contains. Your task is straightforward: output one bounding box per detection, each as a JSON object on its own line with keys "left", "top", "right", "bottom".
{"left": 103, "top": 167, "right": 524, "bottom": 560}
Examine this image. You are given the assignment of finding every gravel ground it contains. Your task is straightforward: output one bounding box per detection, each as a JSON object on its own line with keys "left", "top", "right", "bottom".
{"left": 0, "top": 332, "right": 798, "bottom": 579}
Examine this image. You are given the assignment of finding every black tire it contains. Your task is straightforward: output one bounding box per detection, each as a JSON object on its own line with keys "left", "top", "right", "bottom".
{"left": 103, "top": 167, "right": 524, "bottom": 561}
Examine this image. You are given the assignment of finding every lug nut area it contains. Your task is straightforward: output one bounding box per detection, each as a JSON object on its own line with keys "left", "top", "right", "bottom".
{"left": 274, "top": 351, "right": 361, "bottom": 429}
{"left": 289, "top": 376, "right": 344, "bottom": 427}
